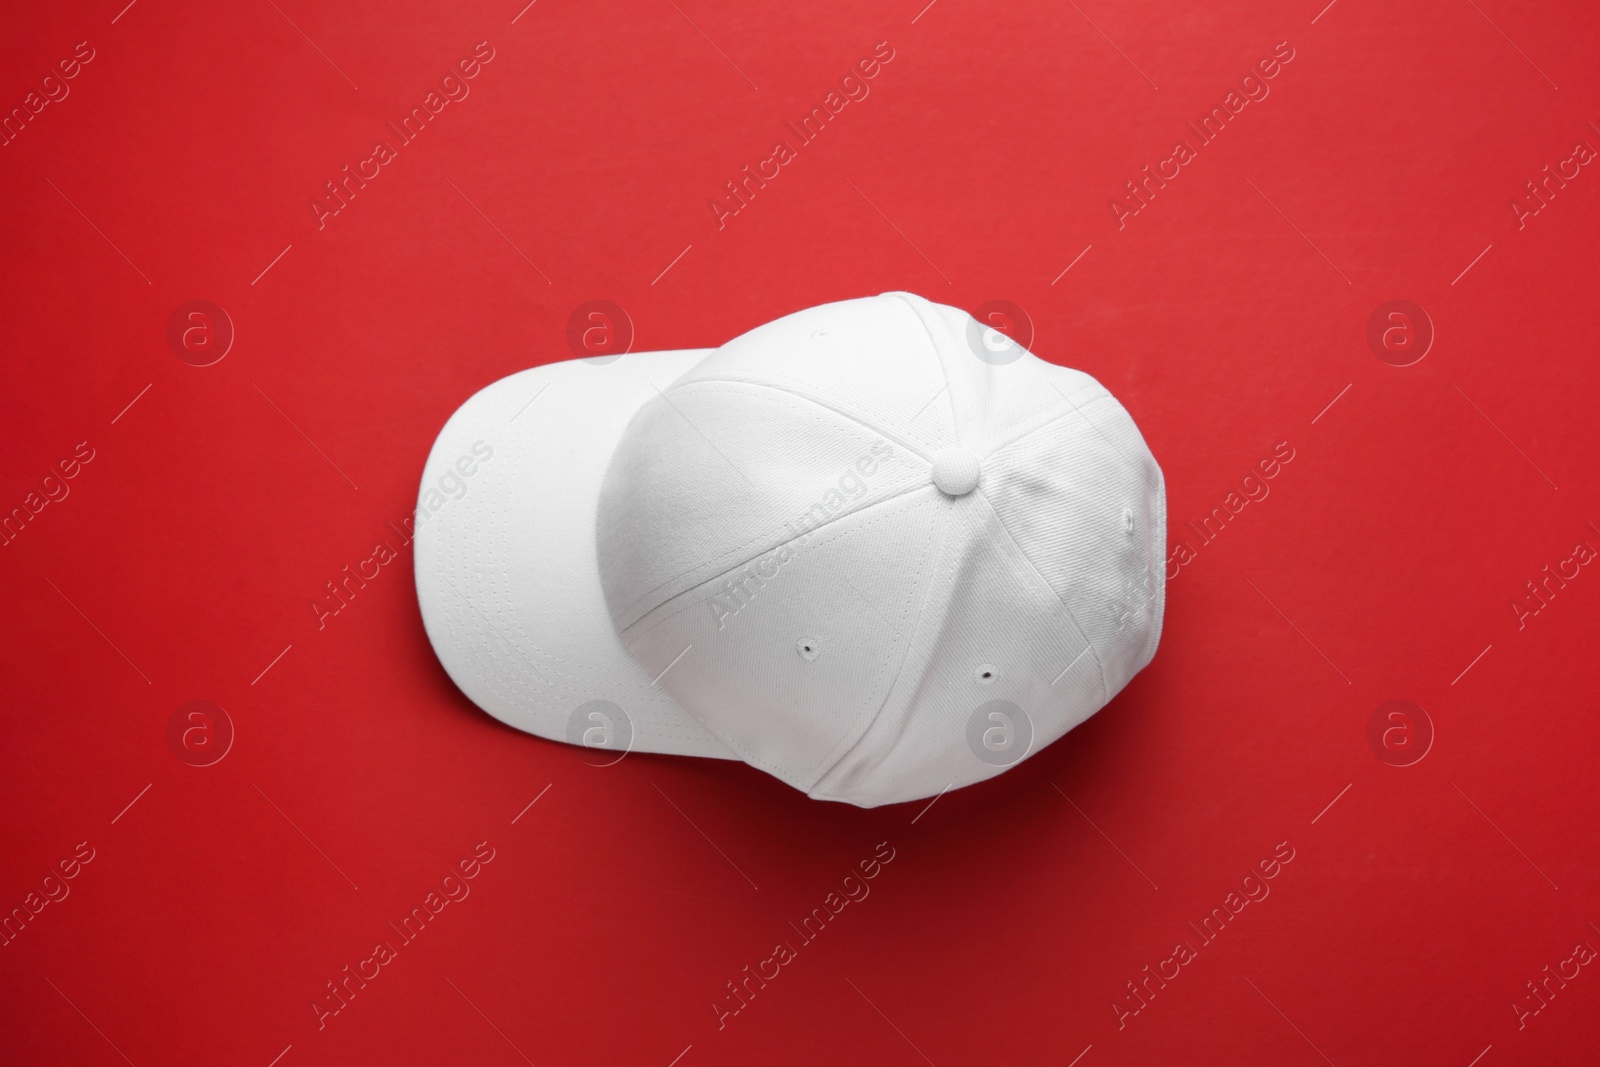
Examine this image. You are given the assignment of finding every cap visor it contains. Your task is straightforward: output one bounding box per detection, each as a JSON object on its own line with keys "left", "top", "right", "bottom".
{"left": 414, "top": 350, "right": 738, "bottom": 760}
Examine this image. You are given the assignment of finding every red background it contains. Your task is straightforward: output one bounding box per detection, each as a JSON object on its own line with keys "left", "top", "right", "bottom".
{"left": 3, "top": 0, "right": 1599, "bottom": 1064}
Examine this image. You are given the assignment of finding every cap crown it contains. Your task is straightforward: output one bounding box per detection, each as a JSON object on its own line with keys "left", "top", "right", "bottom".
{"left": 596, "top": 292, "right": 1164, "bottom": 805}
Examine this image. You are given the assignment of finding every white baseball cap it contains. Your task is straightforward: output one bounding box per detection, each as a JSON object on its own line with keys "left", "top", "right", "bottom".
{"left": 414, "top": 292, "right": 1165, "bottom": 807}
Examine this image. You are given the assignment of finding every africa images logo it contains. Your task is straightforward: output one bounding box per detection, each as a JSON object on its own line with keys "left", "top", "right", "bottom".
{"left": 707, "top": 41, "right": 896, "bottom": 229}
{"left": 1112, "top": 841, "right": 1297, "bottom": 1029}
{"left": 308, "top": 42, "right": 497, "bottom": 229}
{"left": 711, "top": 842, "right": 896, "bottom": 1029}
{"left": 565, "top": 699, "right": 633, "bottom": 766}
{"left": 1108, "top": 41, "right": 1296, "bottom": 229}
{"left": 707, "top": 440, "right": 895, "bottom": 632}
{"left": 966, "top": 700, "right": 1034, "bottom": 768}
{"left": 310, "top": 842, "right": 496, "bottom": 1029}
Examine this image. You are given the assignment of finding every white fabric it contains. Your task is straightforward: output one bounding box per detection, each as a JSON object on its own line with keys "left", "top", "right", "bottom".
{"left": 593, "top": 293, "right": 1165, "bottom": 806}
{"left": 415, "top": 293, "right": 1165, "bottom": 805}
{"left": 413, "top": 350, "right": 737, "bottom": 760}
{"left": 930, "top": 448, "right": 982, "bottom": 496}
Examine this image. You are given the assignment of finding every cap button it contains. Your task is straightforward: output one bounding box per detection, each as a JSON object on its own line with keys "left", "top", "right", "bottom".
{"left": 931, "top": 448, "right": 981, "bottom": 496}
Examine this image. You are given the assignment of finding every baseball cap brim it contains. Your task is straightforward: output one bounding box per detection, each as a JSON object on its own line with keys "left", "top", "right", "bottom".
{"left": 413, "top": 349, "right": 738, "bottom": 761}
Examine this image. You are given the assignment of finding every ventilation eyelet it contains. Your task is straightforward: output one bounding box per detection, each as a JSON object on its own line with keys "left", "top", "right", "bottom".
{"left": 974, "top": 664, "right": 999, "bottom": 685}
{"left": 797, "top": 639, "right": 821, "bottom": 661}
